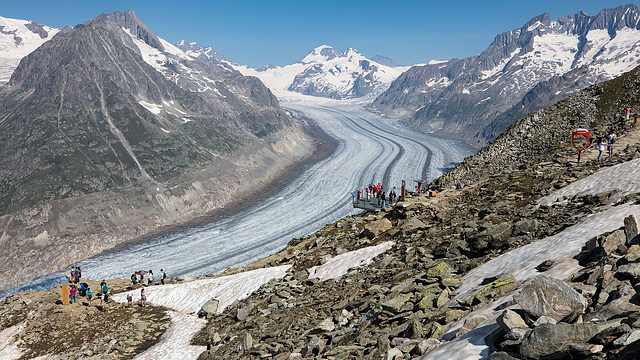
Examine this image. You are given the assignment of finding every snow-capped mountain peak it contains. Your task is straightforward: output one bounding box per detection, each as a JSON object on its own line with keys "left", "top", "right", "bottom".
{"left": 209, "top": 44, "right": 411, "bottom": 99}
{"left": 296, "top": 45, "right": 340, "bottom": 64}
{"left": 372, "top": 4, "right": 640, "bottom": 147}
{"left": 175, "top": 39, "right": 235, "bottom": 66}
{"left": 0, "top": 16, "right": 59, "bottom": 84}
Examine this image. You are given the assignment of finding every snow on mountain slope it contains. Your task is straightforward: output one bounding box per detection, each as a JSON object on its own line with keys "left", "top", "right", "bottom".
{"left": 421, "top": 158, "right": 640, "bottom": 359}
{"left": 179, "top": 42, "right": 410, "bottom": 99}
{"left": 372, "top": 4, "right": 640, "bottom": 147}
{"left": 0, "top": 16, "right": 59, "bottom": 84}
{"left": 108, "top": 243, "right": 397, "bottom": 359}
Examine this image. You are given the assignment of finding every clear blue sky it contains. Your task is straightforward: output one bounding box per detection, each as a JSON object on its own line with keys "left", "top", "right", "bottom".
{"left": 1, "top": 1, "right": 635, "bottom": 67}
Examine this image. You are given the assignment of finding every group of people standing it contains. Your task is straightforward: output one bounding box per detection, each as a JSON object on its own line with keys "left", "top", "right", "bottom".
{"left": 356, "top": 183, "right": 398, "bottom": 209}
{"left": 66, "top": 267, "right": 82, "bottom": 284}
{"left": 597, "top": 131, "right": 617, "bottom": 162}
{"left": 131, "top": 269, "right": 167, "bottom": 288}
{"left": 63, "top": 264, "right": 166, "bottom": 309}
{"left": 65, "top": 277, "right": 108, "bottom": 310}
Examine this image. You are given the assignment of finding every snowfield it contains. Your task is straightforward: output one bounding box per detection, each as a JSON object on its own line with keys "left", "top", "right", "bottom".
{"left": 0, "top": 16, "right": 59, "bottom": 84}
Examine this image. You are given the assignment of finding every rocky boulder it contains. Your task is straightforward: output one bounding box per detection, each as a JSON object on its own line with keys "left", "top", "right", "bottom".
{"left": 515, "top": 275, "right": 587, "bottom": 322}
{"left": 364, "top": 218, "right": 392, "bottom": 238}
{"left": 519, "top": 323, "right": 601, "bottom": 359}
{"left": 512, "top": 219, "right": 538, "bottom": 236}
{"left": 198, "top": 298, "right": 219, "bottom": 319}
{"left": 601, "top": 230, "right": 626, "bottom": 255}
{"left": 624, "top": 215, "right": 640, "bottom": 244}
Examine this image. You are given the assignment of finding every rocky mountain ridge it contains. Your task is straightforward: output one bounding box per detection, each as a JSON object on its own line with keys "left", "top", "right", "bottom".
{"left": 372, "top": 4, "right": 640, "bottom": 147}
{"left": 0, "top": 10, "right": 316, "bottom": 292}
{"left": 208, "top": 44, "right": 411, "bottom": 99}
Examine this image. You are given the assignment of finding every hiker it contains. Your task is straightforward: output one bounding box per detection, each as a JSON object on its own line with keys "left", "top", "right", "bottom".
{"left": 140, "top": 288, "right": 147, "bottom": 307}
{"left": 100, "top": 292, "right": 106, "bottom": 309}
{"left": 606, "top": 131, "right": 617, "bottom": 158}
{"left": 160, "top": 269, "right": 166, "bottom": 285}
{"left": 77, "top": 267, "right": 81, "bottom": 280}
{"left": 626, "top": 107, "right": 631, "bottom": 120}
{"left": 381, "top": 191, "right": 386, "bottom": 208}
{"left": 101, "top": 281, "right": 108, "bottom": 304}
{"left": 127, "top": 292, "right": 133, "bottom": 307}
{"left": 69, "top": 285, "right": 76, "bottom": 304}
{"left": 598, "top": 137, "right": 607, "bottom": 162}
{"left": 86, "top": 288, "right": 92, "bottom": 306}
{"left": 148, "top": 270, "right": 154, "bottom": 286}
{"left": 131, "top": 273, "right": 138, "bottom": 288}
{"left": 79, "top": 282, "right": 88, "bottom": 297}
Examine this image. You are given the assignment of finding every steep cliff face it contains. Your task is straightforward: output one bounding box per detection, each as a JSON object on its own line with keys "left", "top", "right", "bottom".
{"left": 0, "top": 10, "right": 314, "bottom": 291}
{"left": 372, "top": 4, "right": 640, "bottom": 147}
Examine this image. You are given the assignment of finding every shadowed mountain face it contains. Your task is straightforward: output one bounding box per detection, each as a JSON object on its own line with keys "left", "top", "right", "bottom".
{"left": 0, "top": 10, "right": 290, "bottom": 213}
{"left": 0, "top": 10, "right": 310, "bottom": 291}
{"left": 372, "top": 4, "right": 640, "bottom": 147}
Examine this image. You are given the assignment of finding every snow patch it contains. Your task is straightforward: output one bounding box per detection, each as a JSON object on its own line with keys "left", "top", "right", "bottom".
{"left": 308, "top": 241, "right": 394, "bottom": 281}
{"left": 0, "top": 16, "right": 59, "bottom": 84}
{"left": 132, "top": 311, "right": 206, "bottom": 360}
{"left": 139, "top": 100, "right": 162, "bottom": 115}
{"left": 539, "top": 158, "right": 640, "bottom": 206}
{"left": 0, "top": 322, "right": 26, "bottom": 360}
{"left": 527, "top": 21, "right": 543, "bottom": 32}
{"left": 112, "top": 265, "right": 292, "bottom": 314}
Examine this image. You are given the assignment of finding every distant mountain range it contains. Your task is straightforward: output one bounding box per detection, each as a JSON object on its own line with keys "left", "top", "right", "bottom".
{"left": 179, "top": 42, "right": 409, "bottom": 99}
{"left": 0, "top": 10, "right": 311, "bottom": 291}
{"left": 372, "top": 4, "right": 640, "bottom": 147}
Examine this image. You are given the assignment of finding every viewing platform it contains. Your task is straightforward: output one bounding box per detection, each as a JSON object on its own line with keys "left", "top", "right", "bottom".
{"left": 351, "top": 194, "right": 382, "bottom": 212}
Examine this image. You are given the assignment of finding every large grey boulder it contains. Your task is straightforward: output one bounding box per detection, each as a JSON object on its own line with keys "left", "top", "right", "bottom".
{"left": 613, "top": 329, "right": 640, "bottom": 346}
{"left": 624, "top": 215, "right": 640, "bottom": 244}
{"left": 467, "top": 223, "right": 513, "bottom": 250}
{"left": 239, "top": 332, "right": 253, "bottom": 352}
{"left": 585, "top": 296, "right": 640, "bottom": 322}
{"left": 515, "top": 275, "right": 587, "bottom": 322}
{"left": 301, "top": 336, "right": 325, "bottom": 357}
{"left": 497, "top": 309, "right": 529, "bottom": 333}
{"left": 364, "top": 218, "right": 392, "bottom": 238}
{"left": 401, "top": 218, "right": 427, "bottom": 232}
{"left": 617, "top": 263, "right": 640, "bottom": 277}
{"left": 236, "top": 304, "right": 255, "bottom": 321}
{"left": 520, "top": 323, "right": 601, "bottom": 359}
{"left": 513, "top": 219, "right": 539, "bottom": 236}
{"left": 198, "top": 298, "right": 219, "bottom": 319}
{"left": 602, "top": 229, "right": 626, "bottom": 255}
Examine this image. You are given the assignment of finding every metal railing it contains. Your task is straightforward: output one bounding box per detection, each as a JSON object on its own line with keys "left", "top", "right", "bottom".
{"left": 351, "top": 194, "right": 383, "bottom": 212}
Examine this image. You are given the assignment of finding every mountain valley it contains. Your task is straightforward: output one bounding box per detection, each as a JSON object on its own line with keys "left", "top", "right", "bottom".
{"left": 3, "top": 4, "right": 640, "bottom": 360}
